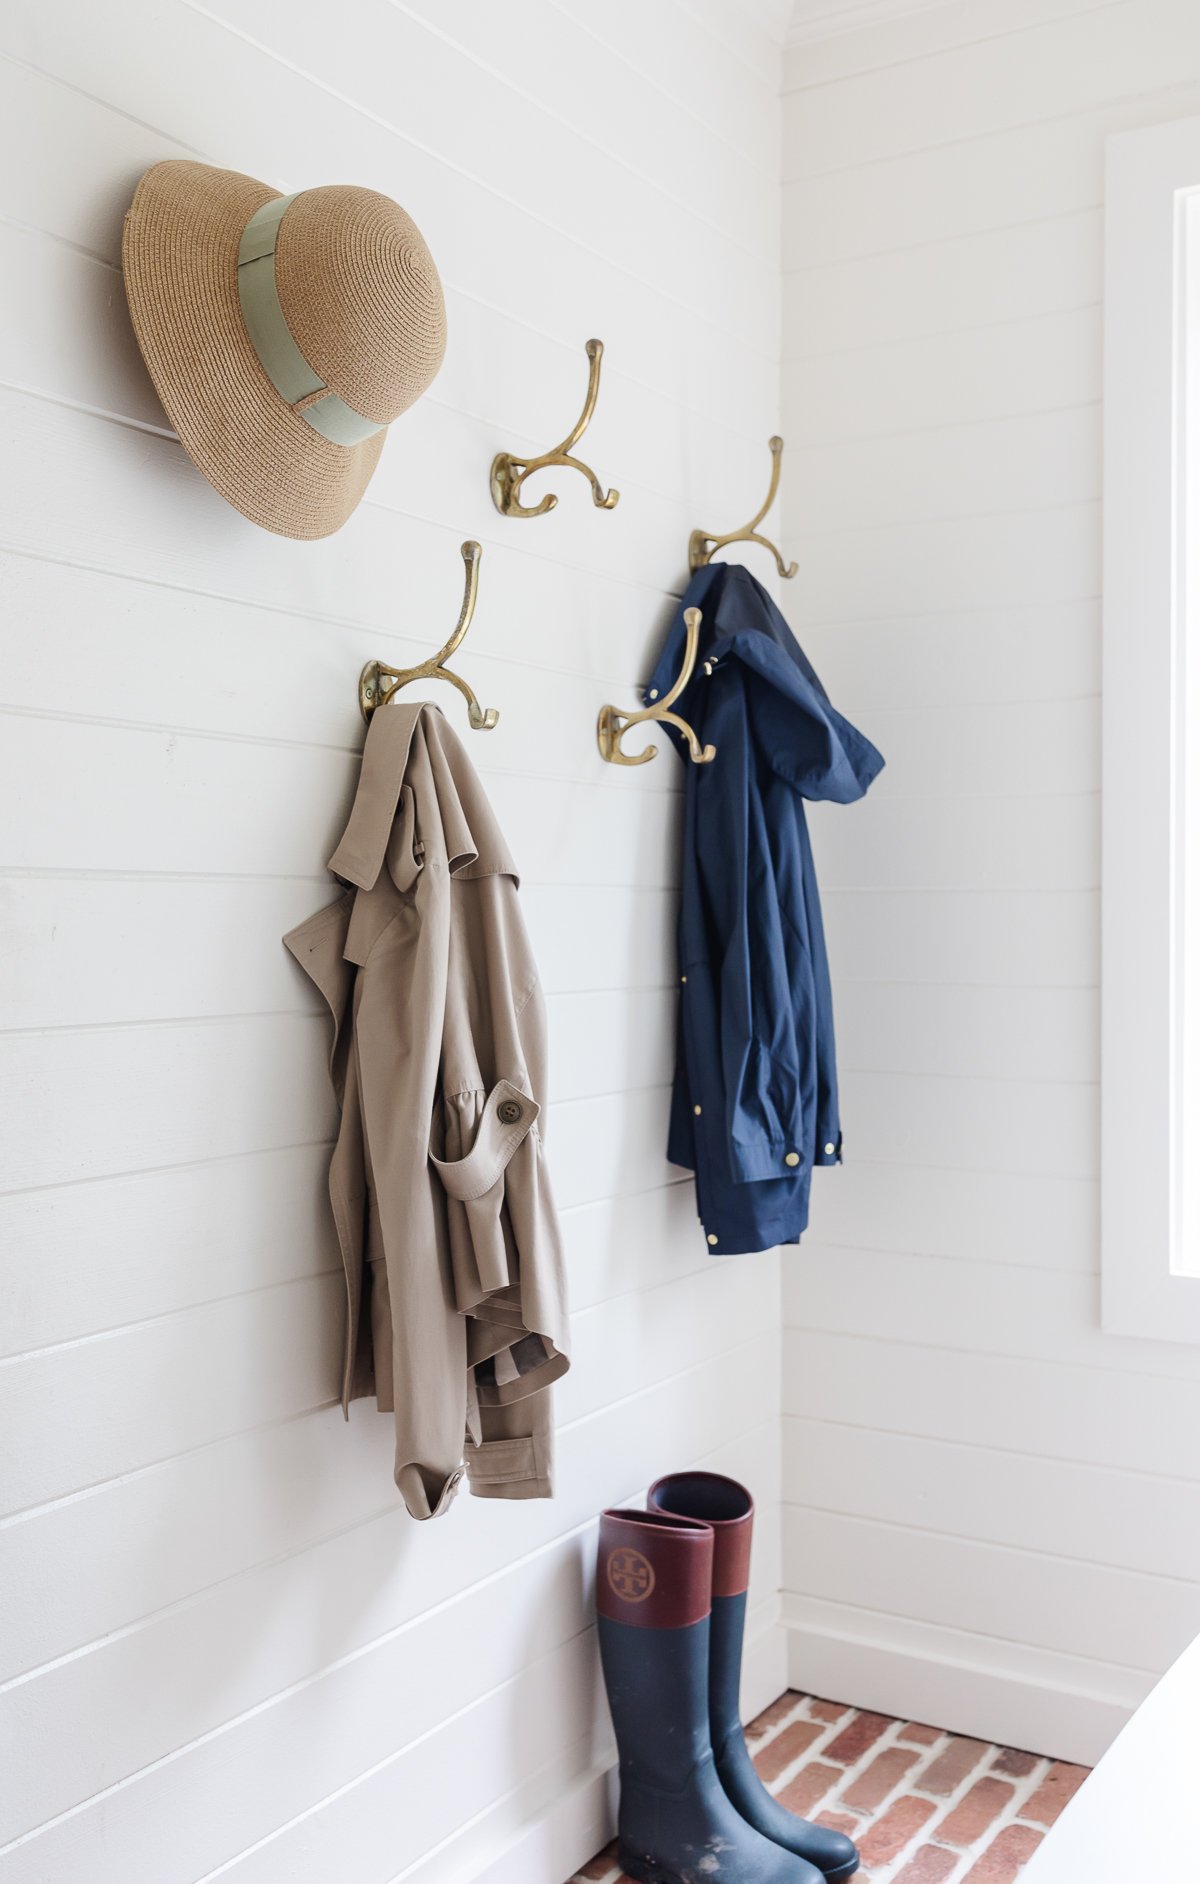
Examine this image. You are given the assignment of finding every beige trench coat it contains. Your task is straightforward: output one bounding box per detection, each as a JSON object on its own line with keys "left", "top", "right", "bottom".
{"left": 284, "top": 703, "right": 570, "bottom": 1519}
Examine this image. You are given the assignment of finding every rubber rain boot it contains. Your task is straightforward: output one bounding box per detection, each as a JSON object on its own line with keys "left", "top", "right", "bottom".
{"left": 597, "top": 1508, "right": 825, "bottom": 1884}
{"left": 648, "top": 1473, "right": 859, "bottom": 1883}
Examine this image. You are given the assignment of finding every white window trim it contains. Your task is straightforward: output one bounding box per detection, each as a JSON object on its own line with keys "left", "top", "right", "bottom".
{"left": 1103, "top": 115, "right": 1200, "bottom": 1344}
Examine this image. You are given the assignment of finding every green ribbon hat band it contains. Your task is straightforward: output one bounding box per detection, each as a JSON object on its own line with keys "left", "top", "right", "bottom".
{"left": 236, "top": 194, "right": 384, "bottom": 449}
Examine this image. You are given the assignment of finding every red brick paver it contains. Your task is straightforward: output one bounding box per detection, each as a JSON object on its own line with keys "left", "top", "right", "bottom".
{"left": 746, "top": 1693, "right": 800, "bottom": 1740}
{"left": 963, "top": 1823, "right": 1045, "bottom": 1881}
{"left": 935, "top": 1776, "right": 1016, "bottom": 1848}
{"left": 816, "top": 1809, "right": 862, "bottom": 1836}
{"left": 920, "top": 1734, "right": 990, "bottom": 1795}
{"left": 567, "top": 1691, "right": 1085, "bottom": 1884}
{"left": 992, "top": 1747, "right": 1039, "bottom": 1778}
{"left": 841, "top": 1745, "right": 920, "bottom": 1811}
{"left": 824, "top": 1709, "right": 894, "bottom": 1765}
{"left": 860, "top": 1794, "right": 938, "bottom": 1866}
{"left": 894, "top": 1846, "right": 960, "bottom": 1883}
{"left": 809, "top": 1697, "right": 851, "bottom": 1723}
{"left": 1021, "top": 1759, "right": 1090, "bottom": 1826}
{"left": 777, "top": 1758, "right": 843, "bottom": 1817}
{"left": 753, "top": 1717, "right": 823, "bottom": 1783}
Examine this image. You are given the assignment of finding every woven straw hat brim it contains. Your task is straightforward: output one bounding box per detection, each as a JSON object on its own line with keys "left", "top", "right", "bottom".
{"left": 123, "top": 161, "right": 385, "bottom": 541}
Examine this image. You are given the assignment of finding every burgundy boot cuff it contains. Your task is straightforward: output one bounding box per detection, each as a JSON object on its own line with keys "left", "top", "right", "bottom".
{"left": 597, "top": 1509, "right": 713, "bottom": 1628}
{"left": 647, "top": 1471, "right": 753, "bottom": 1599}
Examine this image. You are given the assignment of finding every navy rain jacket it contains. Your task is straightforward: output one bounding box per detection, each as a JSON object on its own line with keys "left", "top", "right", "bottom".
{"left": 644, "top": 563, "right": 884, "bottom": 1255}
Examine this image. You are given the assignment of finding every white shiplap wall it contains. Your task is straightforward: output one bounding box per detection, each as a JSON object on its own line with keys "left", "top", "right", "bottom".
{"left": 0, "top": 5, "right": 785, "bottom": 1880}
{"left": 780, "top": 0, "right": 1200, "bottom": 1767}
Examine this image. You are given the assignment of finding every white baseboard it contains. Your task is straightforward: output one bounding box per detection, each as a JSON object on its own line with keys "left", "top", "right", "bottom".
{"left": 433, "top": 1597, "right": 789, "bottom": 1884}
{"left": 784, "top": 1594, "right": 1153, "bottom": 1768}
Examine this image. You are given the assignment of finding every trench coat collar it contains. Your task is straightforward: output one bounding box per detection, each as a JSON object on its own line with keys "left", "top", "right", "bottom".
{"left": 328, "top": 702, "right": 517, "bottom": 895}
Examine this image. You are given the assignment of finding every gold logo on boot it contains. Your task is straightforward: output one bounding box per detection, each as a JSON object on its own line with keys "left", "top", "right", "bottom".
{"left": 607, "top": 1546, "right": 655, "bottom": 1603}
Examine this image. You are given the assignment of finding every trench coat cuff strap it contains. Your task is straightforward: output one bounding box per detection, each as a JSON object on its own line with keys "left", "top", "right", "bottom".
{"left": 430, "top": 1080, "right": 539, "bottom": 1200}
{"left": 395, "top": 1460, "right": 467, "bottom": 1521}
{"left": 465, "top": 1433, "right": 551, "bottom": 1500}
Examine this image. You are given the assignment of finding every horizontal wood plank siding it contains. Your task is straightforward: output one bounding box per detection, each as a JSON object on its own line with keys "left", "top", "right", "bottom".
{"left": 781, "top": 0, "right": 1200, "bottom": 1761}
{"left": 0, "top": 5, "right": 785, "bottom": 1879}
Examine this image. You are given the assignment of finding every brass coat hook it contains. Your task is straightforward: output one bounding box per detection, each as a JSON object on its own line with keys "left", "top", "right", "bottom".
{"left": 689, "top": 434, "right": 798, "bottom": 580}
{"left": 359, "top": 540, "right": 499, "bottom": 729}
{"left": 491, "top": 339, "right": 620, "bottom": 518}
{"left": 597, "top": 607, "right": 716, "bottom": 767}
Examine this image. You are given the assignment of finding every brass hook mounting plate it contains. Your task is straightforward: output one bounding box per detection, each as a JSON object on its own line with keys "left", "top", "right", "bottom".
{"left": 491, "top": 339, "right": 620, "bottom": 518}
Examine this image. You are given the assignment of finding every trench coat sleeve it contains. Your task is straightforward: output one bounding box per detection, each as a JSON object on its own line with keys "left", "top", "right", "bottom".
{"left": 282, "top": 891, "right": 376, "bottom": 1412}
{"left": 430, "top": 870, "right": 570, "bottom": 1501}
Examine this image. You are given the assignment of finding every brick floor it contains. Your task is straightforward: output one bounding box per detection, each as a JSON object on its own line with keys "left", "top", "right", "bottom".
{"left": 566, "top": 1691, "right": 1083, "bottom": 1883}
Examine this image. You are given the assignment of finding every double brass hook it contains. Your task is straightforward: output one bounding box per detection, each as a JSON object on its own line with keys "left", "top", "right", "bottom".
{"left": 359, "top": 541, "right": 499, "bottom": 730}
{"left": 491, "top": 339, "right": 620, "bottom": 519}
{"left": 689, "top": 435, "right": 797, "bottom": 580}
{"left": 596, "top": 608, "right": 715, "bottom": 767}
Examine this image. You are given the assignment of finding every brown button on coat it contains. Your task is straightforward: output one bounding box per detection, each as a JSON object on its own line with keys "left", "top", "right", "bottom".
{"left": 284, "top": 704, "right": 570, "bottom": 1519}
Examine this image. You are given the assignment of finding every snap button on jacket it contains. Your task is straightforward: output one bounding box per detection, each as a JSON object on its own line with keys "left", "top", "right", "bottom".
{"left": 284, "top": 703, "right": 570, "bottom": 1520}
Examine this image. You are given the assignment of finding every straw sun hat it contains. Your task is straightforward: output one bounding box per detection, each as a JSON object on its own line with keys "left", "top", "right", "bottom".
{"left": 122, "top": 160, "right": 447, "bottom": 540}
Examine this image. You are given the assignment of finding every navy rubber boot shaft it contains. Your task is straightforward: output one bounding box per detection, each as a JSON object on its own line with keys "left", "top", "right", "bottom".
{"left": 648, "top": 1473, "right": 859, "bottom": 1883}
{"left": 597, "top": 1509, "right": 824, "bottom": 1884}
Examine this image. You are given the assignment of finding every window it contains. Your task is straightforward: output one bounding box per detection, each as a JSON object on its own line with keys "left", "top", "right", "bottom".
{"left": 1103, "top": 115, "right": 1200, "bottom": 1342}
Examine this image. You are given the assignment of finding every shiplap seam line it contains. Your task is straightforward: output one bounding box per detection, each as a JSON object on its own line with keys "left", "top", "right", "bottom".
{"left": 782, "top": 202, "right": 1104, "bottom": 277}
{"left": 0, "top": 382, "right": 696, "bottom": 610}
{"left": 794, "top": 591, "right": 1100, "bottom": 626}
{"left": 0, "top": 865, "right": 331, "bottom": 885}
{"left": 0, "top": 864, "right": 685, "bottom": 895}
{"left": 0, "top": 1136, "right": 334, "bottom": 1203}
{"left": 191, "top": 1588, "right": 778, "bottom": 1884}
{"left": 783, "top": 1496, "right": 1200, "bottom": 1589}
{"left": 0, "top": 208, "right": 778, "bottom": 458}
{"left": 793, "top": 494, "right": 1099, "bottom": 545}
{"left": 380, "top": 0, "right": 774, "bottom": 260}
{"left": 0, "top": 1404, "right": 778, "bottom": 1856}
{"left": 381, "top": 1731, "right": 603, "bottom": 1884}
{"left": 0, "top": 1160, "right": 700, "bottom": 1514}
{"left": 781, "top": 68, "right": 1200, "bottom": 184}
{"left": 0, "top": 1165, "right": 696, "bottom": 1380}
{"left": 854, "top": 690, "right": 1100, "bottom": 714}
{"left": 821, "top": 883, "right": 1096, "bottom": 897}
{"left": 0, "top": 1077, "right": 676, "bottom": 1199}
{"left": 1, "top": 981, "right": 680, "bottom": 1040}
{"left": 831, "top": 974, "right": 1099, "bottom": 990}
{"left": 797, "top": 1235, "right": 1099, "bottom": 1279}
{"left": 838, "top": 1063, "right": 1098, "bottom": 1087}
{"left": 0, "top": 703, "right": 686, "bottom": 801}
{"left": 783, "top": 1316, "right": 1200, "bottom": 1388}
{"left": 0, "top": 540, "right": 688, "bottom": 696}
{"left": 792, "top": 399, "right": 1102, "bottom": 454}
{"left": 0, "top": 1280, "right": 767, "bottom": 1534}
{"left": 782, "top": 298, "right": 1103, "bottom": 366}
{"left": 666, "top": 0, "right": 785, "bottom": 91}
{"left": 0, "top": 1385, "right": 775, "bottom": 1708}
{"left": 784, "top": 1410, "right": 1200, "bottom": 1489}
{"left": 543, "top": 0, "right": 778, "bottom": 173}
{"left": 806, "top": 1153, "right": 1092, "bottom": 1183}
{"left": 169, "top": 7, "right": 778, "bottom": 363}
{"left": 0, "top": 1185, "right": 708, "bottom": 1379}
{"left": 781, "top": 0, "right": 1123, "bottom": 98}
{"left": 4, "top": 218, "right": 779, "bottom": 507}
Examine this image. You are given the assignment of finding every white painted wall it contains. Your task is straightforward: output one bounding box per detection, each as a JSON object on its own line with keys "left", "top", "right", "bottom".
{"left": 0, "top": 5, "right": 787, "bottom": 1880}
{"left": 780, "top": 0, "right": 1200, "bottom": 1769}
